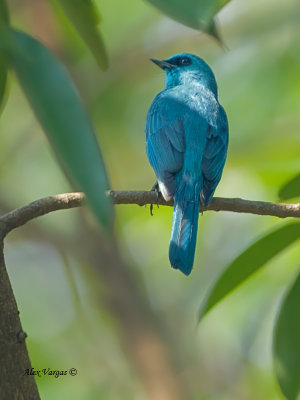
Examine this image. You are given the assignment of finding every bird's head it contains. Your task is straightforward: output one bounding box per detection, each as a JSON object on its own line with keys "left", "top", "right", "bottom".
{"left": 151, "top": 53, "right": 217, "bottom": 96}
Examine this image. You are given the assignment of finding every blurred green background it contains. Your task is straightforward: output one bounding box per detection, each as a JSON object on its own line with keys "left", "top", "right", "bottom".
{"left": 1, "top": 0, "right": 300, "bottom": 398}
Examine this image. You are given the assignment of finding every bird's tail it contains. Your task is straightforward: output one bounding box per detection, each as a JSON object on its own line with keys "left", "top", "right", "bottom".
{"left": 169, "top": 178, "right": 202, "bottom": 275}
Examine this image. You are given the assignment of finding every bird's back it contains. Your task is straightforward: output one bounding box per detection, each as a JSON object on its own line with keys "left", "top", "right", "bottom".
{"left": 145, "top": 54, "right": 228, "bottom": 274}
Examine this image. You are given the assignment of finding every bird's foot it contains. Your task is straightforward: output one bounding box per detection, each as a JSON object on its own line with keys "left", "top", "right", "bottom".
{"left": 151, "top": 181, "right": 159, "bottom": 192}
{"left": 200, "top": 194, "right": 207, "bottom": 216}
{"left": 150, "top": 181, "right": 160, "bottom": 216}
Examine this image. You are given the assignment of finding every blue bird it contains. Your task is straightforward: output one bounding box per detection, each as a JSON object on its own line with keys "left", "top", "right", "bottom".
{"left": 145, "top": 53, "right": 228, "bottom": 275}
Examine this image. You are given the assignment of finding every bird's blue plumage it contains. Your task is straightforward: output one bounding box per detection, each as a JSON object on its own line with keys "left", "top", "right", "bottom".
{"left": 145, "top": 53, "right": 228, "bottom": 275}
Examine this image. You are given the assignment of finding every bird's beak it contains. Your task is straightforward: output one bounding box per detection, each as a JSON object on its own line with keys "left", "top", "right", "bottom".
{"left": 150, "top": 58, "right": 174, "bottom": 69}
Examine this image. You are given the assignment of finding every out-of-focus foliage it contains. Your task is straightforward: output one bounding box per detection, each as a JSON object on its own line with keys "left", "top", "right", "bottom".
{"left": 1, "top": 28, "right": 113, "bottom": 228}
{"left": 274, "top": 272, "right": 300, "bottom": 400}
{"left": 279, "top": 173, "right": 300, "bottom": 200}
{"left": 55, "top": 0, "right": 108, "bottom": 70}
{"left": 145, "top": 0, "right": 230, "bottom": 38}
{"left": 0, "top": 0, "right": 9, "bottom": 25}
{"left": 0, "top": 56, "right": 7, "bottom": 113}
{"left": 0, "top": 0, "right": 299, "bottom": 399}
{"left": 0, "top": 0, "right": 9, "bottom": 113}
{"left": 199, "top": 222, "right": 300, "bottom": 319}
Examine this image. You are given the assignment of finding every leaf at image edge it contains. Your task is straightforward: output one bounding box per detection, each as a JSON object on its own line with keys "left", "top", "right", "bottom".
{"left": 273, "top": 271, "right": 300, "bottom": 400}
{"left": 3, "top": 29, "right": 113, "bottom": 228}
{"left": 57, "top": 0, "right": 108, "bottom": 70}
{"left": 0, "top": 56, "right": 7, "bottom": 113}
{"left": 199, "top": 222, "right": 300, "bottom": 320}
{"left": 278, "top": 174, "right": 300, "bottom": 201}
{"left": 0, "top": 0, "right": 9, "bottom": 26}
{"left": 145, "top": 0, "right": 231, "bottom": 39}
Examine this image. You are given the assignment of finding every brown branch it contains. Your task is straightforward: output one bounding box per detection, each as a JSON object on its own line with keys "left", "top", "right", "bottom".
{"left": 0, "top": 243, "right": 40, "bottom": 400}
{"left": 107, "top": 191, "right": 300, "bottom": 220}
{"left": 0, "top": 191, "right": 299, "bottom": 236}
{"left": 0, "top": 192, "right": 85, "bottom": 237}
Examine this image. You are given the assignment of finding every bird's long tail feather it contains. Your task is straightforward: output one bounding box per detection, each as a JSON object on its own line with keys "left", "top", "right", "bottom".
{"left": 169, "top": 179, "right": 202, "bottom": 275}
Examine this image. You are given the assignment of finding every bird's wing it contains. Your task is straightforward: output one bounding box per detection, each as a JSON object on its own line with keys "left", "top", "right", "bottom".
{"left": 201, "top": 109, "right": 228, "bottom": 205}
{"left": 145, "top": 94, "right": 185, "bottom": 200}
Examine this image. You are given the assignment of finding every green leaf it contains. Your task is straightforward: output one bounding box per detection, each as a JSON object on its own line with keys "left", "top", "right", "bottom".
{"left": 1, "top": 29, "right": 113, "bottom": 228}
{"left": 57, "top": 0, "right": 108, "bottom": 70}
{"left": 0, "top": 0, "right": 9, "bottom": 26}
{"left": 145, "top": 0, "right": 230, "bottom": 38}
{"left": 279, "top": 174, "right": 300, "bottom": 201}
{"left": 199, "top": 222, "right": 300, "bottom": 320}
{"left": 0, "top": 55, "right": 7, "bottom": 113}
{"left": 273, "top": 271, "right": 300, "bottom": 400}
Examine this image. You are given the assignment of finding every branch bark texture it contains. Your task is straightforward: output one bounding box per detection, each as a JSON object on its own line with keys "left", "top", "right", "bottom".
{"left": 0, "top": 191, "right": 299, "bottom": 236}
{"left": 0, "top": 240, "right": 40, "bottom": 400}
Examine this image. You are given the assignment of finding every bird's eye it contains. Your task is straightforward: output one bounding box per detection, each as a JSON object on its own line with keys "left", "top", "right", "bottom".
{"left": 179, "top": 57, "right": 191, "bottom": 66}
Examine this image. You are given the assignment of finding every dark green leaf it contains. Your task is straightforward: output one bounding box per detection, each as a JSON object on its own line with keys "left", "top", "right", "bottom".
{"left": 199, "top": 222, "right": 300, "bottom": 320}
{"left": 273, "top": 271, "right": 300, "bottom": 400}
{"left": 57, "top": 0, "right": 108, "bottom": 70}
{"left": 0, "top": 0, "right": 9, "bottom": 26}
{"left": 145, "top": 0, "right": 230, "bottom": 38}
{"left": 279, "top": 174, "right": 300, "bottom": 201}
{"left": 2, "top": 29, "right": 113, "bottom": 228}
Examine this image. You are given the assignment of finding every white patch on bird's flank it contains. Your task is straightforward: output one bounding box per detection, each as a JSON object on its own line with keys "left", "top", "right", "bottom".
{"left": 158, "top": 180, "right": 172, "bottom": 201}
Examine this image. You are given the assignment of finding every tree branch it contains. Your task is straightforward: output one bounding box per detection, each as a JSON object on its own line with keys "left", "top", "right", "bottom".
{"left": 0, "top": 192, "right": 85, "bottom": 237}
{"left": 0, "top": 191, "right": 299, "bottom": 236}
{"left": 107, "top": 191, "right": 300, "bottom": 220}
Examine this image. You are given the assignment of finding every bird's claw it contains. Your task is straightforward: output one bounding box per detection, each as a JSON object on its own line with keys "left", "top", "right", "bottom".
{"left": 151, "top": 181, "right": 159, "bottom": 193}
{"left": 150, "top": 181, "right": 160, "bottom": 216}
{"left": 200, "top": 194, "right": 206, "bottom": 216}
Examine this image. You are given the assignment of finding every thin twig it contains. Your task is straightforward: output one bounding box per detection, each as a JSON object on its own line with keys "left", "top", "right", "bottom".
{"left": 0, "top": 191, "right": 299, "bottom": 236}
